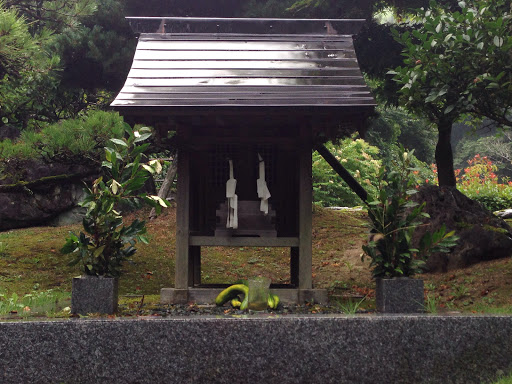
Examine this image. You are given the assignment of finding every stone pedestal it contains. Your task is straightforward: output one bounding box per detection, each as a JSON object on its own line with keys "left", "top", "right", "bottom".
{"left": 71, "top": 276, "right": 118, "bottom": 315}
{"left": 376, "top": 278, "right": 424, "bottom": 313}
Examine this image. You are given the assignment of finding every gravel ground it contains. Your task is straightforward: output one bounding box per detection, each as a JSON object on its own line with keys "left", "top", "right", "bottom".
{"left": 117, "top": 300, "right": 371, "bottom": 318}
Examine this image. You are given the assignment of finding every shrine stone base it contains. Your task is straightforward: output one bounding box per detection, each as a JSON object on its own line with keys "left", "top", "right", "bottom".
{"left": 160, "top": 287, "right": 328, "bottom": 305}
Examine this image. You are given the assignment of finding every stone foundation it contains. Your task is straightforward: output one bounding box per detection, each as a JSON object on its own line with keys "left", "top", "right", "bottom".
{"left": 160, "top": 287, "right": 329, "bottom": 305}
{"left": 1, "top": 315, "right": 512, "bottom": 383}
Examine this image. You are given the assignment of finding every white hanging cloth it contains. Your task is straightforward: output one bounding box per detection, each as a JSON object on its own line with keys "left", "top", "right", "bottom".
{"left": 256, "top": 153, "right": 271, "bottom": 215}
{"left": 226, "top": 159, "right": 238, "bottom": 229}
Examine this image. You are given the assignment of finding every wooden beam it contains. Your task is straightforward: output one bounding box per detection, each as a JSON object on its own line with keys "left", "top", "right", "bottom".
{"left": 189, "top": 236, "right": 299, "bottom": 247}
{"left": 315, "top": 143, "right": 368, "bottom": 203}
{"left": 175, "top": 133, "right": 191, "bottom": 289}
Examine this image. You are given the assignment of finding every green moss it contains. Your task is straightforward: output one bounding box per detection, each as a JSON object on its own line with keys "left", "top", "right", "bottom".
{"left": 483, "top": 225, "right": 509, "bottom": 235}
{"left": 0, "top": 174, "right": 79, "bottom": 192}
{"left": 455, "top": 222, "right": 474, "bottom": 230}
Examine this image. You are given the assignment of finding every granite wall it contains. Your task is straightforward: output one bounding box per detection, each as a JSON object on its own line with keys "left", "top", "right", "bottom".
{"left": 1, "top": 315, "right": 511, "bottom": 383}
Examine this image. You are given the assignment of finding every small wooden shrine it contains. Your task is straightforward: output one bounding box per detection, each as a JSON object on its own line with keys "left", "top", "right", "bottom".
{"left": 112, "top": 17, "right": 375, "bottom": 304}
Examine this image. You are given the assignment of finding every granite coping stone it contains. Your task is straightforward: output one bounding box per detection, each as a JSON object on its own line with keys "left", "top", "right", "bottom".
{"left": 1, "top": 315, "right": 511, "bottom": 383}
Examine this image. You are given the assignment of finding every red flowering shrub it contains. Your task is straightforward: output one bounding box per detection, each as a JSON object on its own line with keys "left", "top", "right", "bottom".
{"left": 427, "top": 155, "right": 512, "bottom": 211}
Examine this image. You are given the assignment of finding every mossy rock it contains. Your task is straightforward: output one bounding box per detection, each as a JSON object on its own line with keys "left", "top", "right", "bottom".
{"left": 413, "top": 185, "right": 512, "bottom": 272}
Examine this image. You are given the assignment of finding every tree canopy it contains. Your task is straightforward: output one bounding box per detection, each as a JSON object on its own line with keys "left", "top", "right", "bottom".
{"left": 1, "top": 0, "right": 511, "bottom": 193}
{"left": 0, "top": 0, "right": 134, "bottom": 128}
{"left": 388, "top": 0, "right": 512, "bottom": 185}
{"left": 0, "top": 3, "right": 60, "bottom": 127}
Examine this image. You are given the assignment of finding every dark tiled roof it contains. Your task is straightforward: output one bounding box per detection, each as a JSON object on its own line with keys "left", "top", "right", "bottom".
{"left": 111, "top": 18, "right": 375, "bottom": 115}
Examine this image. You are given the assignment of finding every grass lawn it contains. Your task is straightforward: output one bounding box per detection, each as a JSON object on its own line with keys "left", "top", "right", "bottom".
{"left": 1, "top": 205, "right": 512, "bottom": 317}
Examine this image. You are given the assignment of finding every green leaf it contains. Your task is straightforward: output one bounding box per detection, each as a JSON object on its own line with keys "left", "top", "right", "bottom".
{"left": 133, "top": 133, "right": 152, "bottom": 143}
{"left": 444, "top": 105, "right": 455, "bottom": 114}
{"left": 493, "top": 36, "right": 504, "bottom": 47}
{"left": 149, "top": 159, "right": 163, "bottom": 174}
{"left": 102, "top": 161, "right": 112, "bottom": 169}
{"left": 93, "top": 246, "right": 105, "bottom": 258}
{"left": 105, "top": 149, "right": 112, "bottom": 162}
{"left": 425, "top": 94, "right": 438, "bottom": 103}
{"left": 110, "top": 138, "right": 128, "bottom": 147}
{"left": 111, "top": 180, "right": 121, "bottom": 194}
{"left": 61, "top": 239, "right": 78, "bottom": 254}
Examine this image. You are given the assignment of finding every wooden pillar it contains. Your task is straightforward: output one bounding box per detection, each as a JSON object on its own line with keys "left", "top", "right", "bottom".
{"left": 298, "top": 125, "right": 313, "bottom": 289}
{"left": 290, "top": 247, "right": 299, "bottom": 287}
{"left": 175, "top": 134, "right": 190, "bottom": 290}
{"left": 189, "top": 246, "right": 201, "bottom": 286}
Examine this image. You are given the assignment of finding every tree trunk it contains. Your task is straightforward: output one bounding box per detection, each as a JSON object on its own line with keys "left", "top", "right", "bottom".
{"left": 149, "top": 155, "right": 178, "bottom": 220}
{"left": 435, "top": 118, "right": 456, "bottom": 187}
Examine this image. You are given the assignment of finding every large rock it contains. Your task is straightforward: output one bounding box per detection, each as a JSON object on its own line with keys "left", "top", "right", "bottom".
{"left": 0, "top": 157, "right": 155, "bottom": 230}
{"left": 413, "top": 185, "right": 512, "bottom": 272}
{"left": 0, "top": 184, "right": 87, "bottom": 230}
{"left": 0, "top": 125, "right": 21, "bottom": 141}
{"left": 0, "top": 159, "right": 97, "bottom": 230}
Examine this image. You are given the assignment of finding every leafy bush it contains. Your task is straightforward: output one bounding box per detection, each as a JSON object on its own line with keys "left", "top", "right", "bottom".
{"left": 312, "top": 137, "right": 381, "bottom": 207}
{"left": 363, "top": 149, "right": 458, "bottom": 278}
{"left": 458, "top": 155, "right": 512, "bottom": 211}
{"left": 429, "top": 154, "right": 512, "bottom": 211}
{"left": 61, "top": 126, "right": 169, "bottom": 277}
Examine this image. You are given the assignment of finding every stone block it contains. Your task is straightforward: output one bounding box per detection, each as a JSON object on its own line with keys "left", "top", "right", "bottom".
{"left": 376, "top": 277, "right": 424, "bottom": 313}
{"left": 160, "top": 288, "right": 189, "bottom": 304}
{"left": 3, "top": 316, "right": 512, "bottom": 383}
{"left": 298, "top": 289, "right": 328, "bottom": 304}
{"left": 71, "top": 276, "right": 118, "bottom": 315}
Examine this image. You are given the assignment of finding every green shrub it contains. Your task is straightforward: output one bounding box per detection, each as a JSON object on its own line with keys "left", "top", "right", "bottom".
{"left": 61, "top": 126, "right": 169, "bottom": 277}
{"left": 465, "top": 188, "right": 512, "bottom": 212}
{"left": 459, "top": 155, "right": 512, "bottom": 211}
{"left": 428, "top": 154, "right": 512, "bottom": 211}
{"left": 362, "top": 149, "right": 458, "bottom": 278}
{"left": 0, "top": 137, "right": 38, "bottom": 159}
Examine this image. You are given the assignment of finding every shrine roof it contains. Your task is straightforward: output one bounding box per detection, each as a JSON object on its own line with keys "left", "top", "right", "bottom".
{"left": 111, "top": 17, "right": 376, "bottom": 116}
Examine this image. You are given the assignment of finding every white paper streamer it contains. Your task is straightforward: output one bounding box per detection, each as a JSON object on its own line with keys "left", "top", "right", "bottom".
{"left": 226, "top": 159, "right": 238, "bottom": 229}
{"left": 256, "top": 153, "right": 271, "bottom": 215}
